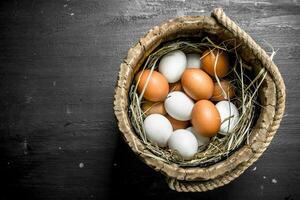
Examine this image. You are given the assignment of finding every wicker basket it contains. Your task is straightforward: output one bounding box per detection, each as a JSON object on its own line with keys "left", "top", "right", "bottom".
{"left": 113, "top": 8, "right": 286, "bottom": 192}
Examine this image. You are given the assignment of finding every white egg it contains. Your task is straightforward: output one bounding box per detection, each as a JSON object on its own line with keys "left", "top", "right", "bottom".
{"left": 168, "top": 129, "right": 198, "bottom": 160}
{"left": 186, "top": 127, "right": 210, "bottom": 147}
{"left": 158, "top": 50, "right": 187, "bottom": 83}
{"left": 186, "top": 54, "right": 201, "bottom": 68}
{"left": 164, "top": 91, "right": 194, "bottom": 121}
{"left": 215, "top": 101, "right": 240, "bottom": 135}
{"left": 143, "top": 114, "right": 173, "bottom": 147}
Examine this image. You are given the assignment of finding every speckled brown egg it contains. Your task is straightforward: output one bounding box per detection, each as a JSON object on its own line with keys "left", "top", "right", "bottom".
{"left": 191, "top": 100, "right": 221, "bottom": 137}
{"left": 201, "top": 49, "right": 230, "bottom": 78}
{"left": 141, "top": 101, "right": 166, "bottom": 116}
{"left": 135, "top": 70, "right": 169, "bottom": 102}
{"left": 211, "top": 80, "right": 235, "bottom": 101}
{"left": 181, "top": 68, "right": 214, "bottom": 100}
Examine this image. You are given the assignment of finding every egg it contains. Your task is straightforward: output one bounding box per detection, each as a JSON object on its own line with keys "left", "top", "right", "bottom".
{"left": 164, "top": 91, "right": 194, "bottom": 121}
{"left": 143, "top": 114, "right": 173, "bottom": 147}
{"left": 169, "top": 81, "right": 182, "bottom": 92}
{"left": 186, "top": 127, "right": 210, "bottom": 147}
{"left": 141, "top": 101, "right": 166, "bottom": 116}
{"left": 181, "top": 68, "right": 214, "bottom": 100}
{"left": 186, "top": 53, "right": 201, "bottom": 68}
{"left": 201, "top": 49, "right": 230, "bottom": 78}
{"left": 135, "top": 70, "right": 169, "bottom": 102}
{"left": 215, "top": 101, "right": 239, "bottom": 135}
{"left": 158, "top": 50, "right": 187, "bottom": 83}
{"left": 166, "top": 115, "right": 189, "bottom": 130}
{"left": 168, "top": 129, "right": 198, "bottom": 160}
{"left": 191, "top": 100, "right": 221, "bottom": 137}
{"left": 211, "top": 80, "right": 235, "bottom": 101}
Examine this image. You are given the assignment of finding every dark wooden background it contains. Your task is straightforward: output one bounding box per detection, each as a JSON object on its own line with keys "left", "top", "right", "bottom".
{"left": 0, "top": 0, "right": 299, "bottom": 199}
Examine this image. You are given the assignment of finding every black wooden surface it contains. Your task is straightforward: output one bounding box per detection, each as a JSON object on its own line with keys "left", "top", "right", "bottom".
{"left": 0, "top": 0, "right": 299, "bottom": 199}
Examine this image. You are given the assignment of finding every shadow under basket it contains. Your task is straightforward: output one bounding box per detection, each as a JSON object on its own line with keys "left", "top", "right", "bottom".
{"left": 113, "top": 8, "right": 286, "bottom": 192}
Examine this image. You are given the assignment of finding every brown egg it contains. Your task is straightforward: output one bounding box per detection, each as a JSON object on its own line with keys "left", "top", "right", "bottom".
{"left": 191, "top": 100, "right": 221, "bottom": 137}
{"left": 181, "top": 68, "right": 214, "bottom": 100}
{"left": 211, "top": 80, "right": 235, "bottom": 101}
{"left": 135, "top": 70, "right": 169, "bottom": 102}
{"left": 201, "top": 49, "right": 230, "bottom": 78}
{"left": 169, "top": 81, "right": 182, "bottom": 92}
{"left": 166, "top": 115, "right": 189, "bottom": 130}
{"left": 141, "top": 101, "right": 166, "bottom": 116}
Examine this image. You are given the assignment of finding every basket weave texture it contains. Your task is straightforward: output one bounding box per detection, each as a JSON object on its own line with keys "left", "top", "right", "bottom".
{"left": 113, "top": 8, "right": 286, "bottom": 192}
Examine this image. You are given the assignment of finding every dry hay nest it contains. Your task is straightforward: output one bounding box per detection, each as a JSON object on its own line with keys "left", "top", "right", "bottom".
{"left": 114, "top": 8, "right": 286, "bottom": 192}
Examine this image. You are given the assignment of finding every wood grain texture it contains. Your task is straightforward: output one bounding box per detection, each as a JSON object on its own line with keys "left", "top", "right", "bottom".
{"left": 0, "top": 0, "right": 299, "bottom": 199}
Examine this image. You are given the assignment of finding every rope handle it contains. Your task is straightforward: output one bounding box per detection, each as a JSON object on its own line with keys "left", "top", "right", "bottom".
{"left": 166, "top": 8, "right": 286, "bottom": 192}
{"left": 166, "top": 171, "right": 239, "bottom": 192}
{"left": 212, "top": 8, "right": 286, "bottom": 99}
